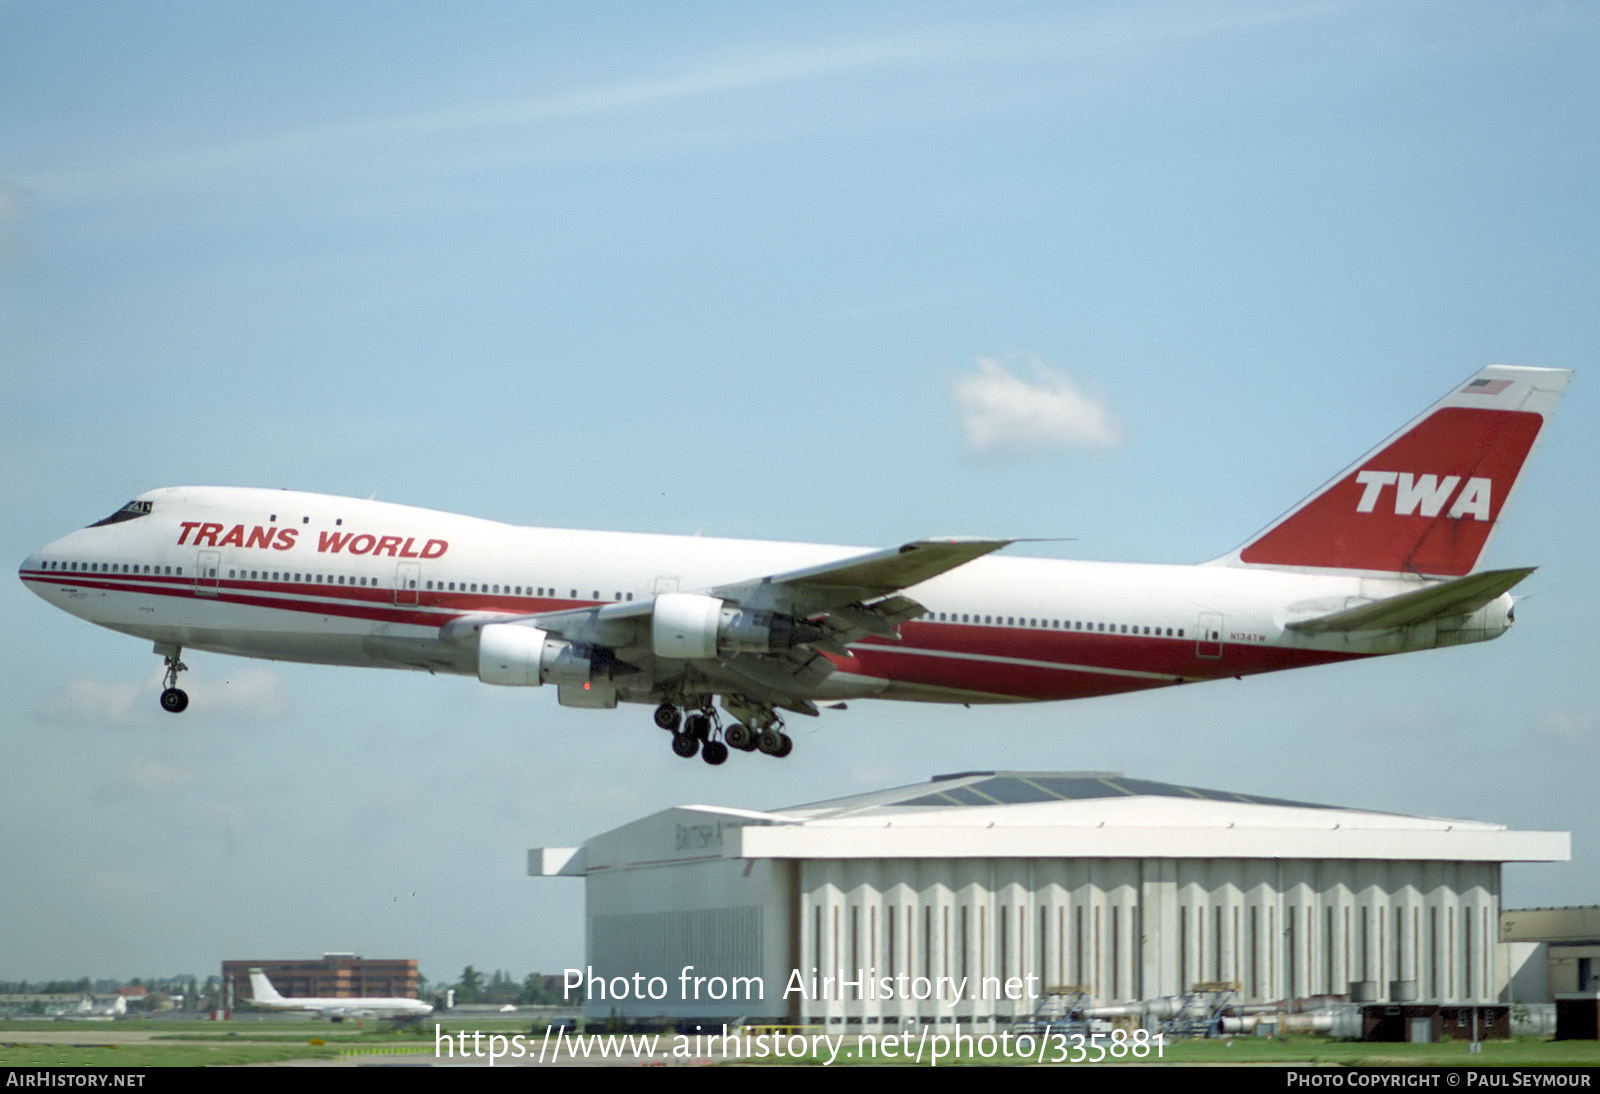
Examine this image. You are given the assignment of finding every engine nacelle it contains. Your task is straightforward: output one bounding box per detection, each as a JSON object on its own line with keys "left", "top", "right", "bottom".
{"left": 477, "top": 623, "right": 594, "bottom": 687}
{"left": 651, "top": 593, "right": 815, "bottom": 659}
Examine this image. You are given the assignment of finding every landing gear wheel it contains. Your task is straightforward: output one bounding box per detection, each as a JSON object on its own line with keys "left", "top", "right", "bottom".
{"left": 757, "top": 727, "right": 784, "bottom": 755}
{"left": 671, "top": 731, "right": 700, "bottom": 759}
{"left": 774, "top": 732, "right": 794, "bottom": 759}
{"left": 684, "top": 712, "right": 712, "bottom": 740}
{"left": 725, "top": 723, "right": 756, "bottom": 751}
{"left": 157, "top": 646, "right": 189, "bottom": 714}
{"left": 653, "top": 703, "right": 681, "bottom": 731}
{"left": 701, "top": 740, "right": 729, "bottom": 766}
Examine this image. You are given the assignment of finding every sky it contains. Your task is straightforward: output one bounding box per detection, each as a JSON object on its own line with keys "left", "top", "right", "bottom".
{"left": 2, "top": 1, "right": 1597, "bottom": 987}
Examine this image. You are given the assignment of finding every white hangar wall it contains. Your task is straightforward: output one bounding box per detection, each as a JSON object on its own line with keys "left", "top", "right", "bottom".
{"left": 532, "top": 772, "right": 1567, "bottom": 1028}
{"left": 584, "top": 858, "right": 793, "bottom": 1021}
{"left": 796, "top": 856, "right": 1502, "bottom": 1027}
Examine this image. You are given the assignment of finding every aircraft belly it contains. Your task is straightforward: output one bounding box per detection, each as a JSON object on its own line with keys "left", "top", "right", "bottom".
{"left": 99, "top": 620, "right": 445, "bottom": 670}
{"left": 841, "top": 628, "right": 1367, "bottom": 702}
{"left": 73, "top": 587, "right": 463, "bottom": 671}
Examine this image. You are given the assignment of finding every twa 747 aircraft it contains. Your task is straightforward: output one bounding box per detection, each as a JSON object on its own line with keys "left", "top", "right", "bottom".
{"left": 20, "top": 366, "right": 1568, "bottom": 766}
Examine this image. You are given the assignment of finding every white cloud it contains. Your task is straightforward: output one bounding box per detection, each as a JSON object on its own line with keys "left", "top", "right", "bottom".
{"left": 1536, "top": 708, "right": 1597, "bottom": 751}
{"left": 100, "top": 758, "right": 196, "bottom": 800}
{"left": 39, "top": 676, "right": 151, "bottom": 727}
{"left": 949, "top": 354, "right": 1120, "bottom": 454}
{"left": 39, "top": 665, "right": 290, "bottom": 727}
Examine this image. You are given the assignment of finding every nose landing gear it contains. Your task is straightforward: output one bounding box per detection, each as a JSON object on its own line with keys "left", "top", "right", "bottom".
{"left": 156, "top": 644, "right": 189, "bottom": 714}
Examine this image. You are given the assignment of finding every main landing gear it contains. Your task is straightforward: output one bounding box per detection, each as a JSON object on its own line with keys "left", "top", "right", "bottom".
{"left": 156, "top": 644, "right": 189, "bottom": 714}
{"left": 654, "top": 702, "right": 793, "bottom": 766}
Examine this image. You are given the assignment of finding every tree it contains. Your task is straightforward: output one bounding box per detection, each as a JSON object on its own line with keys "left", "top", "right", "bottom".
{"left": 456, "top": 966, "right": 485, "bottom": 1005}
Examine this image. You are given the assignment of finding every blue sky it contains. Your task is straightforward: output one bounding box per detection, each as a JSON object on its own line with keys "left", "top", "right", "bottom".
{"left": 2, "top": 1, "right": 1597, "bottom": 985}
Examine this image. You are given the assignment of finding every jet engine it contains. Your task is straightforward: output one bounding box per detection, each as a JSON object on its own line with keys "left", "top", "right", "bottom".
{"left": 650, "top": 593, "right": 821, "bottom": 659}
{"left": 477, "top": 623, "right": 594, "bottom": 687}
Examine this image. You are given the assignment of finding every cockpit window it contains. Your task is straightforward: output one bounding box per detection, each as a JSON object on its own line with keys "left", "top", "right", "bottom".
{"left": 88, "top": 499, "right": 153, "bottom": 528}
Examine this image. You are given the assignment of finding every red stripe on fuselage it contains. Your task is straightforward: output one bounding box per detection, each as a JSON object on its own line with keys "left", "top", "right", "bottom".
{"left": 20, "top": 571, "right": 1367, "bottom": 700}
{"left": 19, "top": 570, "right": 573, "bottom": 630}
{"left": 834, "top": 621, "right": 1362, "bottom": 699}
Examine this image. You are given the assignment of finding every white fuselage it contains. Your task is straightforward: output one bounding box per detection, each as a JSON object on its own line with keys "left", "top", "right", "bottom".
{"left": 19, "top": 486, "right": 1512, "bottom": 709}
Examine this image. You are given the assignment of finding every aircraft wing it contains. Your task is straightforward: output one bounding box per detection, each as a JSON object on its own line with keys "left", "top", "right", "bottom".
{"left": 708, "top": 535, "right": 1011, "bottom": 622}
{"left": 1284, "top": 567, "right": 1534, "bottom": 634}
{"left": 499, "top": 537, "right": 1008, "bottom": 634}
{"left": 457, "top": 537, "right": 1010, "bottom": 706}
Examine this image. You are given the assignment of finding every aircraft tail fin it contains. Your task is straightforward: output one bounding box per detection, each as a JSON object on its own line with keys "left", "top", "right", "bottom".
{"left": 248, "top": 968, "right": 286, "bottom": 1004}
{"left": 1222, "top": 366, "right": 1569, "bottom": 576}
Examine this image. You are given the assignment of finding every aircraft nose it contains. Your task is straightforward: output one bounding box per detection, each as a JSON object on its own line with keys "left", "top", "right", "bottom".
{"left": 19, "top": 550, "right": 44, "bottom": 592}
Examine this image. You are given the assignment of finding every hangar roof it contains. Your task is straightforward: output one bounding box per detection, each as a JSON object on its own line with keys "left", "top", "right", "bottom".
{"left": 779, "top": 771, "right": 1341, "bottom": 817}
{"left": 531, "top": 771, "right": 1569, "bottom": 876}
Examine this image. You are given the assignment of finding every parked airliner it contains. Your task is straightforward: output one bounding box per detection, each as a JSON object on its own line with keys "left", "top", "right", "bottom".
{"left": 246, "top": 968, "right": 432, "bottom": 1023}
{"left": 19, "top": 366, "right": 1568, "bottom": 765}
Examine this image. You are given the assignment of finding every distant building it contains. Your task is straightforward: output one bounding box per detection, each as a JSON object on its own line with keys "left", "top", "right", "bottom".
{"left": 533, "top": 771, "right": 1569, "bottom": 1029}
{"left": 221, "top": 953, "right": 421, "bottom": 1008}
{"left": 1503, "top": 906, "right": 1600, "bottom": 1003}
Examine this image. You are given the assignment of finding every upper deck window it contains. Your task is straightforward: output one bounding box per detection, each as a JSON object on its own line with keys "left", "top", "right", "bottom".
{"left": 88, "top": 499, "right": 153, "bottom": 528}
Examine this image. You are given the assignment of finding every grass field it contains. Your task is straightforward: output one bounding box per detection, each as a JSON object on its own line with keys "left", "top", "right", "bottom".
{"left": 2, "top": 1020, "right": 1598, "bottom": 1067}
{"left": 839, "top": 1033, "right": 1600, "bottom": 1068}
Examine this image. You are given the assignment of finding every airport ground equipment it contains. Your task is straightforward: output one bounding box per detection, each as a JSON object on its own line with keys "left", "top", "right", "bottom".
{"left": 1161, "top": 982, "right": 1240, "bottom": 1038}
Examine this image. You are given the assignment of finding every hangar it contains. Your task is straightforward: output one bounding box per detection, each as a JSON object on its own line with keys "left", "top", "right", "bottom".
{"left": 531, "top": 772, "right": 1568, "bottom": 1029}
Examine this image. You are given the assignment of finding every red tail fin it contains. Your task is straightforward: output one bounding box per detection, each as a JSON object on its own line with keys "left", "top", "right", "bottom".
{"left": 1228, "top": 366, "right": 1569, "bottom": 576}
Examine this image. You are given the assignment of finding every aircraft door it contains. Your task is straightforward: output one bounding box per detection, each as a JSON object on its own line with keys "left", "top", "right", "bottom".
{"left": 1196, "top": 611, "right": 1223, "bottom": 659}
{"left": 195, "top": 550, "right": 220, "bottom": 597}
{"left": 395, "top": 561, "right": 420, "bottom": 606}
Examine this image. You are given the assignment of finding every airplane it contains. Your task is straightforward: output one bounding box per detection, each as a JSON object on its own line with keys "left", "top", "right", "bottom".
{"left": 245, "top": 967, "right": 433, "bottom": 1022}
{"left": 19, "top": 365, "right": 1569, "bottom": 767}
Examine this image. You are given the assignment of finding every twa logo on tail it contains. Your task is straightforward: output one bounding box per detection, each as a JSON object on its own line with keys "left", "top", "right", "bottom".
{"left": 1353, "top": 472, "right": 1491, "bottom": 521}
{"left": 1233, "top": 365, "right": 1569, "bottom": 576}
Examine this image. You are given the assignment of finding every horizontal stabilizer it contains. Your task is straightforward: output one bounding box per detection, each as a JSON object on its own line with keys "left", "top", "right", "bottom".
{"left": 1285, "top": 567, "right": 1534, "bottom": 634}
